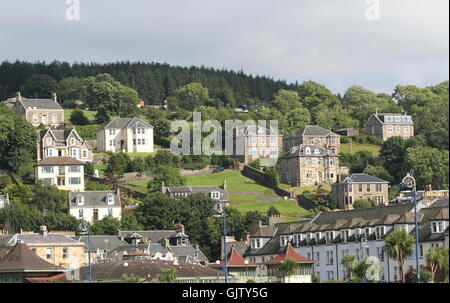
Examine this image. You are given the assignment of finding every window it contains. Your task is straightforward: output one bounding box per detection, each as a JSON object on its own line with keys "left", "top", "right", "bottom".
{"left": 326, "top": 251, "right": 334, "bottom": 265}
{"left": 108, "top": 208, "right": 113, "bottom": 216}
{"left": 141, "top": 139, "right": 146, "bottom": 145}
{"left": 356, "top": 249, "right": 361, "bottom": 261}
{"left": 31, "top": 248, "right": 37, "bottom": 254}
{"left": 341, "top": 249, "right": 349, "bottom": 258}
{"left": 396, "top": 126, "right": 401, "bottom": 133}
{"left": 46, "top": 248, "right": 52, "bottom": 260}
{"left": 269, "top": 148, "right": 277, "bottom": 156}
{"left": 304, "top": 147, "right": 311, "bottom": 155}
{"left": 329, "top": 158, "right": 334, "bottom": 165}
{"left": 69, "top": 177, "right": 81, "bottom": 185}
{"left": 315, "top": 232, "right": 321, "bottom": 243}
{"left": 69, "top": 165, "right": 81, "bottom": 173}
{"left": 32, "top": 115, "right": 38, "bottom": 123}
{"left": 107, "top": 194, "right": 114, "bottom": 205}
{"left": 348, "top": 184, "right": 352, "bottom": 192}
{"left": 81, "top": 150, "right": 88, "bottom": 158}
{"left": 365, "top": 227, "right": 371, "bottom": 238}
{"left": 432, "top": 221, "right": 444, "bottom": 233}
{"left": 387, "top": 126, "right": 393, "bottom": 133}
{"left": 251, "top": 238, "right": 262, "bottom": 249}
{"left": 46, "top": 138, "right": 52, "bottom": 145}
{"left": 63, "top": 248, "right": 68, "bottom": 259}
{"left": 52, "top": 114, "right": 57, "bottom": 123}
{"left": 307, "top": 157, "right": 312, "bottom": 166}
{"left": 341, "top": 229, "right": 350, "bottom": 243}
{"left": 42, "top": 178, "right": 53, "bottom": 185}
{"left": 306, "top": 233, "right": 312, "bottom": 244}
{"left": 327, "top": 271, "right": 334, "bottom": 281}
{"left": 109, "top": 129, "right": 116, "bottom": 136}
{"left": 270, "top": 136, "right": 277, "bottom": 145}
{"left": 375, "top": 226, "right": 385, "bottom": 240}
{"left": 404, "top": 126, "right": 410, "bottom": 132}
{"left": 377, "top": 247, "right": 385, "bottom": 262}
{"left": 315, "top": 252, "right": 320, "bottom": 261}
{"left": 211, "top": 191, "right": 221, "bottom": 200}
{"left": 358, "top": 184, "right": 363, "bottom": 192}
{"left": 306, "top": 171, "right": 313, "bottom": 179}
{"left": 366, "top": 184, "right": 371, "bottom": 191}
{"left": 280, "top": 235, "right": 289, "bottom": 246}
{"left": 376, "top": 184, "right": 382, "bottom": 192}
{"left": 250, "top": 136, "right": 256, "bottom": 145}
{"left": 78, "top": 209, "right": 84, "bottom": 218}
{"left": 138, "top": 128, "right": 145, "bottom": 134}
{"left": 259, "top": 137, "right": 266, "bottom": 145}
{"left": 46, "top": 148, "right": 54, "bottom": 157}
{"left": 76, "top": 195, "right": 84, "bottom": 206}
{"left": 42, "top": 166, "right": 53, "bottom": 174}
{"left": 325, "top": 231, "right": 334, "bottom": 244}
{"left": 70, "top": 138, "right": 76, "bottom": 146}
{"left": 109, "top": 140, "right": 115, "bottom": 147}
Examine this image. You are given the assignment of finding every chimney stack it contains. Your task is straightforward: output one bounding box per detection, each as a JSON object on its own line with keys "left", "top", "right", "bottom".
{"left": 52, "top": 93, "right": 57, "bottom": 103}
{"left": 375, "top": 108, "right": 378, "bottom": 115}
{"left": 242, "top": 232, "right": 250, "bottom": 245}
{"left": 16, "top": 92, "right": 21, "bottom": 102}
{"left": 161, "top": 181, "right": 166, "bottom": 193}
{"left": 223, "top": 179, "right": 227, "bottom": 190}
{"left": 39, "top": 225, "right": 48, "bottom": 237}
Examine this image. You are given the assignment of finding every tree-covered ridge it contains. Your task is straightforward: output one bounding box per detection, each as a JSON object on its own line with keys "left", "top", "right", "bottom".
{"left": 0, "top": 60, "right": 295, "bottom": 106}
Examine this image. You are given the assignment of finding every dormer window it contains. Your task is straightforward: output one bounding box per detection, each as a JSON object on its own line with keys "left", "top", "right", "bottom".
{"left": 107, "top": 194, "right": 114, "bottom": 205}
{"left": 432, "top": 221, "right": 444, "bottom": 233}
{"left": 315, "top": 232, "right": 321, "bottom": 243}
{"left": 395, "top": 224, "right": 408, "bottom": 232}
{"left": 251, "top": 238, "right": 262, "bottom": 249}
{"left": 375, "top": 226, "right": 385, "bottom": 240}
{"left": 341, "top": 229, "right": 350, "bottom": 243}
{"left": 325, "top": 231, "right": 335, "bottom": 244}
{"left": 76, "top": 195, "right": 84, "bottom": 206}
{"left": 280, "top": 235, "right": 289, "bottom": 247}
{"left": 304, "top": 147, "right": 311, "bottom": 155}
{"left": 306, "top": 232, "right": 312, "bottom": 244}
{"left": 314, "top": 149, "right": 320, "bottom": 154}
{"left": 211, "top": 191, "right": 221, "bottom": 200}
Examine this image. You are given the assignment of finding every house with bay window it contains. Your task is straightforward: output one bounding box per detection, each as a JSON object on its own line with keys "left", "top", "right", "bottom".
{"left": 332, "top": 173, "right": 389, "bottom": 210}
{"left": 37, "top": 128, "right": 93, "bottom": 162}
{"left": 69, "top": 190, "right": 122, "bottom": 223}
{"left": 35, "top": 157, "right": 85, "bottom": 191}
{"left": 96, "top": 117, "right": 154, "bottom": 153}
{"left": 284, "top": 125, "right": 341, "bottom": 154}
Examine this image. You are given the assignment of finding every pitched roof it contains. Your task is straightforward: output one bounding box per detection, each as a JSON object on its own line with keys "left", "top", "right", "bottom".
{"left": 238, "top": 124, "right": 281, "bottom": 136}
{"left": 218, "top": 247, "right": 256, "bottom": 267}
{"left": 18, "top": 97, "right": 63, "bottom": 110}
{"left": 38, "top": 129, "right": 80, "bottom": 142}
{"left": 165, "top": 186, "right": 229, "bottom": 202}
{"left": 375, "top": 113, "right": 414, "bottom": 124}
{"left": 168, "top": 245, "right": 209, "bottom": 263}
{"left": 265, "top": 243, "right": 315, "bottom": 264}
{"left": 69, "top": 191, "right": 121, "bottom": 208}
{"left": 279, "top": 144, "right": 338, "bottom": 159}
{"left": 430, "top": 198, "right": 449, "bottom": 208}
{"left": 0, "top": 243, "right": 65, "bottom": 273}
{"left": 36, "top": 156, "right": 85, "bottom": 166}
{"left": 103, "top": 117, "right": 153, "bottom": 130}
{"left": 340, "top": 173, "right": 390, "bottom": 184}
{"left": 8, "top": 233, "right": 84, "bottom": 245}
{"left": 118, "top": 230, "right": 176, "bottom": 243}
{"left": 286, "top": 125, "right": 339, "bottom": 139}
{"left": 72, "top": 235, "right": 127, "bottom": 251}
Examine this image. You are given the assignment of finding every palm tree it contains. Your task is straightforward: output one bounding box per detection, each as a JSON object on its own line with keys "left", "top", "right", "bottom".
{"left": 427, "top": 246, "right": 449, "bottom": 282}
{"left": 385, "top": 229, "right": 414, "bottom": 283}
{"left": 278, "top": 258, "right": 299, "bottom": 283}
{"left": 157, "top": 267, "right": 178, "bottom": 283}
{"left": 341, "top": 255, "right": 357, "bottom": 281}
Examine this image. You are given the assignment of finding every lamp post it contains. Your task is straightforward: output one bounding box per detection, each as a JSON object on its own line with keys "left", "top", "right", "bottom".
{"left": 213, "top": 202, "right": 228, "bottom": 283}
{"left": 79, "top": 221, "right": 92, "bottom": 283}
{"left": 401, "top": 172, "right": 420, "bottom": 283}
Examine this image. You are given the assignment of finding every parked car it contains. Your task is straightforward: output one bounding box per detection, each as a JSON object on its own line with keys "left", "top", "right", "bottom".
{"left": 213, "top": 167, "right": 225, "bottom": 173}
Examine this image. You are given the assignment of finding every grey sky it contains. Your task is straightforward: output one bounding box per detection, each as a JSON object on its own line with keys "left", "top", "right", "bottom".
{"left": 0, "top": 0, "right": 448, "bottom": 94}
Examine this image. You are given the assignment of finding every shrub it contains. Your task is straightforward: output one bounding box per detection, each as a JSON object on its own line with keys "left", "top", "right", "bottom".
{"left": 76, "top": 124, "right": 102, "bottom": 140}
{"left": 353, "top": 199, "right": 375, "bottom": 209}
{"left": 70, "top": 109, "right": 90, "bottom": 126}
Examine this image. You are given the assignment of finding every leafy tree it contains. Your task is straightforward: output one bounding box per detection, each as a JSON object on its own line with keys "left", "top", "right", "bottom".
{"left": 327, "top": 194, "right": 337, "bottom": 209}
{"left": 426, "top": 246, "right": 449, "bottom": 282}
{"left": 157, "top": 267, "right": 177, "bottom": 283}
{"left": 353, "top": 199, "right": 375, "bottom": 209}
{"left": 266, "top": 206, "right": 280, "bottom": 217}
{"left": 171, "top": 82, "right": 210, "bottom": 111}
{"left": 144, "top": 108, "right": 170, "bottom": 138}
{"left": 95, "top": 105, "right": 111, "bottom": 125}
{"left": 342, "top": 254, "right": 358, "bottom": 281}
{"left": 404, "top": 146, "right": 449, "bottom": 190}
{"left": 147, "top": 166, "right": 186, "bottom": 192}
{"left": 363, "top": 165, "right": 393, "bottom": 183}
{"left": 380, "top": 136, "right": 406, "bottom": 182}
{"left": 20, "top": 74, "right": 58, "bottom": 98}
{"left": 278, "top": 258, "right": 299, "bottom": 283}
{"left": 30, "top": 183, "right": 69, "bottom": 214}
{"left": 120, "top": 211, "right": 144, "bottom": 230}
{"left": 385, "top": 229, "right": 414, "bottom": 283}
{"left": 84, "top": 163, "right": 95, "bottom": 178}
{"left": 69, "top": 109, "right": 90, "bottom": 126}
{"left": 121, "top": 274, "right": 142, "bottom": 283}
{"left": 135, "top": 192, "right": 182, "bottom": 229}
{"left": 104, "top": 155, "right": 124, "bottom": 189}
{"left": 91, "top": 216, "right": 121, "bottom": 235}
{"left": 272, "top": 90, "right": 302, "bottom": 113}
{"left": 211, "top": 88, "right": 237, "bottom": 108}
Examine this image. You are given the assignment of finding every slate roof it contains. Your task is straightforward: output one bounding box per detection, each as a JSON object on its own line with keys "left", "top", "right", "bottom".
{"left": 108, "top": 243, "right": 170, "bottom": 258}
{"left": 72, "top": 236, "right": 127, "bottom": 252}
{"left": 69, "top": 191, "right": 121, "bottom": 208}
{"left": 249, "top": 221, "right": 278, "bottom": 238}
{"left": 18, "top": 97, "right": 63, "bottom": 110}
{"left": 168, "top": 245, "right": 209, "bottom": 263}
{"left": 375, "top": 113, "right": 414, "bottom": 124}
{"left": 413, "top": 207, "right": 449, "bottom": 243}
{"left": 238, "top": 124, "right": 281, "bottom": 136}
{"left": 118, "top": 230, "right": 176, "bottom": 243}
{"left": 164, "top": 186, "right": 229, "bottom": 202}
{"left": 38, "top": 129, "right": 74, "bottom": 142}
{"left": 279, "top": 144, "right": 338, "bottom": 159}
{"left": 77, "top": 259, "right": 220, "bottom": 281}
{"left": 286, "top": 125, "right": 339, "bottom": 139}
{"left": 339, "top": 173, "right": 390, "bottom": 184}
{"left": 0, "top": 243, "right": 65, "bottom": 273}
{"left": 3, "top": 233, "right": 84, "bottom": 246}
{"left": 36, "top": 156, "right": 85, "bottom": 166}
{"left": 429, "top": 198, "right": 449, "bottom": 208}
{"left": 103, "top": 117, "right": 153, "bottom": 130}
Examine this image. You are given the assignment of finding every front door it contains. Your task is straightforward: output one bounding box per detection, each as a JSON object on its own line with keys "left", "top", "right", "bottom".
{"left": 41, "top": 115, "right": 47, "bottom": 125}
{"left": 93, "top": 209, "right": 99, "bottom": 223}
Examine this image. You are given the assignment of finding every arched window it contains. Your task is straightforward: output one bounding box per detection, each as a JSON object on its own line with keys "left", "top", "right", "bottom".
{"left": 107, "top": 194, "right": 114, "bottom": 205}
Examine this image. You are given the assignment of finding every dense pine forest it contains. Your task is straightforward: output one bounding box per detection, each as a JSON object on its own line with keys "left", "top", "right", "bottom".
{"left": 0, "top": 61, "right": 295, "bottom": 105}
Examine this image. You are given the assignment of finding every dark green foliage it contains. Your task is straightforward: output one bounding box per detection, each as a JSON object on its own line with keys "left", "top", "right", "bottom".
{"left": 266, "top": 206, "right": 280, "bottom": 217}
{"left": 327, "top": 194, "right": 337, "bottom": 209}
{"left": 20, "top": 74, "right": 58, "bottom": 98}
{"left": 85, "top": 181, "right": 111, "bottom": 191}
{"left": 84, "top": 163, "right": 95, "bottom": 178}
{"left": 91, "top": 216, "right": 121, "bottom": 235}
{"left": 75, "top": 124, "right": 101, "bottom": 140}
{"left": 147, "top": 166, "right": 186, "bottom": 192}
{"left": 69, "top": 109, "right": 90, "bottom": 126}
{"left": 353, "top": 199, "right": 376, "bottom": 209}
{"left": 95, "top": 105, "right": 111, "bottom": 125}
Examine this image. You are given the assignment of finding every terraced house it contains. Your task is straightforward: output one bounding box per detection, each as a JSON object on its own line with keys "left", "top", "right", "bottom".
{"left": 96, "top": 117, "right": 154, "bottom": 153}
{"left": 37, "top": 128, "right": 93, "bottom": 162}
{"left": 226, "top": 200, "right": 449, "bottom": 283}
{"left": 364, "top": 111, "right": 414, "bottom": 141}
{"left": 13, "top": 92, "right": 64, "bottom": 128}
{"left": 284, "top": 125, "right": 341, "bottom": 154}
{"left": 332, "top": 173, "right": 390, "bottom": 210}
{"left": 278, "top": 144, "right": 339, "bottom": 187}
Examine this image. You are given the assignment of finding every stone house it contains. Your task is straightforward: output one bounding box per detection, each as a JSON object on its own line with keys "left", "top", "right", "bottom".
{"left": 234, "top": 124, "right": 283, "bottom": 164}
{"left": 13, "top": 92, "right": 64, "bottom": 128}
{"left": 364, "top": 111, "right": 414, "bottom": 141}
{"left": 96, "top": 117, "right": 154, "bottom": 153}
{"left": 35, "top": 157, "right": 85, "bottom": 191}
{"left": 278, "top": 144, "right": 339, "bottom": 187}
{"left": 37, "top": 128, "right": 93, "bottom": 162}
{"left": 162, "top": 181, "right": 229, "bottom": 205}
{"left": 68, "top": 190, "right": 122, "bottom": 223}
{"left": 332, "top": 173, "right": 390, "bottom": 210}
{"left": 284, "top": 125, "right": 341, "bottom": 154}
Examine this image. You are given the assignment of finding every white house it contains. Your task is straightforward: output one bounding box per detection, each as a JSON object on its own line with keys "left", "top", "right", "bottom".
{"left": 69, "top": 190, "right": 122, "bottom": 223}
{"left": 96, "top": 117, "right": 154, "bottom": 153}
{"left": 35, "top": 157, "right": 85, "bottom": 191}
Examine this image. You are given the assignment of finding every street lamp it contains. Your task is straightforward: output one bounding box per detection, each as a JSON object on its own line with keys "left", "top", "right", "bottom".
{"left": 401, "top": 171, "right": 420, "bottom": 283}
{"left": 213, "top": 202, "right": 228, "bottom": 283}
{"left": 244, "top": 259, "right": 249, "bottom": 280}
{"left": 78, "top": 221, "right": 92, "bottom": 283}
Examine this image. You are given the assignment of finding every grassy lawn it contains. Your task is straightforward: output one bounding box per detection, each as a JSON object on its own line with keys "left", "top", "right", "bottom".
{"left": 279, "top": 184, "right": 331, "bottom": 196}
{"left": 93, "top": 164, "right": 106, "bottom": 176}
{"left": 231, "top": 200, "right": 309, "bottom": 217}
{"left": 128, "top": 180, "right": 151, "bottom": 187}
{"left": 341, "top": 142, "right": 381, "bottom": 156}
{"left": 228, "top": 194, "right": 261, "bottom": 204}
{"left": 64, "top": 109, "right": 97, "bottom": 122}
{"left": 185, "top": 170, "right": 273, "bottom": 194}
{"left": 94, "top": 152, "right": 156, "bottom": 158}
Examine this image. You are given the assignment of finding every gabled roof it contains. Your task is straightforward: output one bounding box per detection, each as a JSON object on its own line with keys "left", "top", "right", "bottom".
{"left": 18, "top": 97, "right": 63, "bottom": 111}
{"left": 72, "top": 235, "right": 127, "bottom": 252}
{"left": 103, "top": 117, "right": 153, "bottom": 130}
{"left": 265, "top": 243, "right": 315, "bottom": 264}
{"left": 69, "top": 191, "right": 121, "bottom": 208}
{"left": 164, "top": 185, "right": 229, "bottom": 202}
{"left": 218, "top": 247, "right": 256, "bottom": 267}
{"left": 279, "top": 144, "right": 338, "bottom": 159}
{"left": 339, "top": 173, "right": 389, "bottom": 184}
{"left": 0, "top": 243, "right": 65, "bottom": 273}
{"left": 286, "top": 125, "right": 339, "bottom": 139}
{"left": 36, "top": 156, "right": 85, "bottom": 166}
{"left": 38, "top": 129, "right": 78, "bottom": 142}
{"left": 237, "top": 124, "right": 281, "bottom": 136}
{"left": 118, "top": 230, "right": 176, "bottom": 243}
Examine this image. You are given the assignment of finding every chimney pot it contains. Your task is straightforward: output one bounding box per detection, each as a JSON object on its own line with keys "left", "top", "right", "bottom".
{"left": 52, "top": 93, "right": 57, "bottom": 102}
{"left": 16, "top": 92, "right": 21, "bottom": 102}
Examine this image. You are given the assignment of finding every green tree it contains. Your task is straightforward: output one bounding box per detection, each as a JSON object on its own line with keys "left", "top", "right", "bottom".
{"left": 426, "top": 246, "right": 449, "bottom": 282}
{"left": 120, "top": 211, "right": 144, "bottom": 230}
{"left": 363, "top": 165, "right": 393, "bottom": 183}
{"left": 353, "top": 199, "right": 375, "bottom": 209}
{"left": 121, "top": 274, "right": 142, "bottom": 283}
{"left": 272, "top": 89, "right": 302, "bottom": 113}
{"left": 171, "top": 82, "right": 210, "bottom": 111}
{"left": 135, "top": 193, "right": 182, "bottom": 229}
{"left": 385, "top": 229, "right": 414, "bottom": 283}
{"left": 69, "top": 109, "right": 90, "bottom": 126}
{"left": 104, "top": 155, "right": 124, "bottom": 189}
{"left": 95, "top": 105, "right": 111, "bottom": 125}
{"left": 342, "top": 254, "right": 358, "bottom": 281}
{"left": 266, "top": 206, "right": 280, "bottom": 217}
{"left": 91, "top": 216, "right": 121, "bottom": 235}
{"left": 278, "top": 258, "right": 299, "bottom": 283}
{"left": 30, "top": 183, "right": 69, "bottom": 214}
{"left": 380, "top": 136, "right": 406, "bottom": 182}
{"left": 147, "top": 166, "right": 186, "bottom": 192}
{"left": 20, "top": 74, "right": 58, "bottom": 98}
{"left": 157, "top": 267, "right": 177, "bottom": 283}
